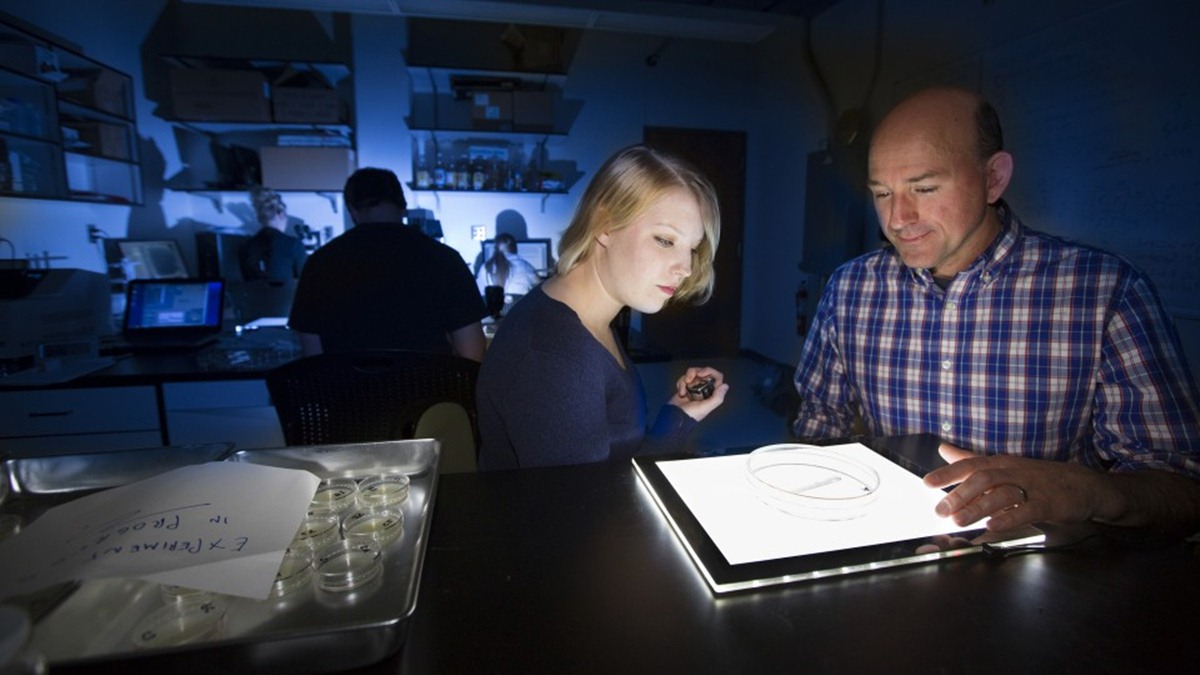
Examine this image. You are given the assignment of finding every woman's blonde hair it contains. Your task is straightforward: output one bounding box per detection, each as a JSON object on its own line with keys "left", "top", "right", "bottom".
{"left": 555, "top": 144, "right": 720, "bottom": 304}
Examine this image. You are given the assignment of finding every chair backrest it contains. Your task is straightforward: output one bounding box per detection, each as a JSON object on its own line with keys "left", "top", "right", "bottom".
{"left": 266, "top": 350, "right": 481, "bottom": 457}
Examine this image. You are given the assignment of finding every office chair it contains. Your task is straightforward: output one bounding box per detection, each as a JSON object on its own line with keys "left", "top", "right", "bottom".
{"left": 265, "top": 350, "right": 481, "bottom": 472}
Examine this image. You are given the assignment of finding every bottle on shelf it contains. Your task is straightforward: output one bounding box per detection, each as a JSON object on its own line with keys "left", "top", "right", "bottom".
{"left": 524, "top": 152, "right": 541, "bottom": 192}
{"left": 471, "top": 155, "right": 486, "bottom": 191}
{"left": 508, "top": 145, "right": 523, "bottom": 191}
{"left": 488, "top": 156, "right": 505, "bottom": 191}
{"left": 454, "top": 154, "right": 469, "bottom": 191}
{"left": 414, "top": 142, "right": 431, "bottom": 189}
{"left": 433, "top": 152, "right": 447, "bottom": 189}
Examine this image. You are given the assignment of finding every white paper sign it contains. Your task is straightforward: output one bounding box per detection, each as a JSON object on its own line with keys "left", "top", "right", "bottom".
{"left": 657, "top": 443, "right": 973, "bottom": 565}
{"left": 0, "top": 462, "right": 319, "bottom": 600}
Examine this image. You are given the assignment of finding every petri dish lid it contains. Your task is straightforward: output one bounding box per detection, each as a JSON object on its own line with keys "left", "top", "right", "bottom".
{"left": 746, "top": 444, "right": 881, "bottom": 521}
{"left": 358, "top": 473, "right": 411, "bottom": 508}
{"left": 314, "top": 540, "right": 382, "bottom": 592}
{"left": 291, "top": 512, "right": 341, "bottom": 552}
{"left": 0, "top": 515, "right": 22, "bottom": 543}
{"left": 130, "top": 597, "right": 226, "bottom": 649}
{"left": 271, "top": 547, "right": 314, "bottom": 598}
{"left": 0, "top": 605, "right": 31, "bottom": 666}
{"left": 308, "top": 477, "right": 359, "bottom": 515}
{"left": 159, "top": 585, "right": 214, "bottom": 608}
{"left": 342, "top": 507, "right": 405, "bottom": 546}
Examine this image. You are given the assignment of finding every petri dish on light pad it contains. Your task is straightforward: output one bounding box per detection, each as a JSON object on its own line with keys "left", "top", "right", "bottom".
{"left": 746, "top": 444, "right": 881, "bottom": 520}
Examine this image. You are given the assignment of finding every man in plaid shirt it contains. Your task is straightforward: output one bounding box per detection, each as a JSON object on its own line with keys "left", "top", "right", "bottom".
{"left": 793, "top": 87, "right": 1200, "bottom": 536}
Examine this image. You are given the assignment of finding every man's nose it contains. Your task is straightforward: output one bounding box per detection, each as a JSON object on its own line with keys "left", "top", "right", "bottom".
{"left": 887, "top": 193, "right": 918, "bottom": 229}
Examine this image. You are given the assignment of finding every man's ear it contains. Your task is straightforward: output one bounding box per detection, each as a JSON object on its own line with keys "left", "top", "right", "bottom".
{"left": 985, "top": 151, "right": 1014, "bottom": 204}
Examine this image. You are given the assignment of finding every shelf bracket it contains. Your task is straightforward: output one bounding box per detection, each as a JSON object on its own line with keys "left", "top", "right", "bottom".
{"left": 541, "top": 193, "right": 550, "bottom": 213}
{"left": 316, "top": 192, "right": 339, "bottom": 213}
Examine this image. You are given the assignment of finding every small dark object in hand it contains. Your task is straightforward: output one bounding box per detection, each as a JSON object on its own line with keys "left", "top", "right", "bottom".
{"left": 686, "top": 376, "right": 716, "bottom": 401}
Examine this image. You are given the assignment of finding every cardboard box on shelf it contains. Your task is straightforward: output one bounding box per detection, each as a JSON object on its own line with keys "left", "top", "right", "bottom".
{"left": 74, "top": 69, "right": 127, "bottom": 117}
{"left": 513, "top": 91, "right": 556, "bottom": 132}
{"left": 470, "top": 91, "right": 512, "bottom": 131}
{"left": 272, "top": 66, "right": 343, "bottom": 124}
{"left": 259, "top": 146, "right": 355, "bottom": 191}
{"left": 273, "top": 87, "right": 342, "bottom": 124}
{"left": 169, "top": 68, "right": 270, "bottom": 122}
{"left": 64, "top": 121, "right": 130, "bottom": 160}
{"left": 59, "top": 69, "right": 128, "bottom": 117}
{"left": 0, "top": 41, "right": 61, "bottom": 81}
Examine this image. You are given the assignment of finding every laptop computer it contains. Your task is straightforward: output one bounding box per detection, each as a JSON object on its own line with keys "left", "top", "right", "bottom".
{"left": 116, "top": 278, "right": 226, "bottom": 352}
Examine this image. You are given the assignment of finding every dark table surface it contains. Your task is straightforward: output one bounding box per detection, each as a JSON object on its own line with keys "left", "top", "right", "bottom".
{"left": 377, "top": 456, "right": 1199, "bottom": 674}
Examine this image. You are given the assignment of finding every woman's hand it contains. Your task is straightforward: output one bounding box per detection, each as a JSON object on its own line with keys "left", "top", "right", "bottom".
{"left": 669, "top": 366, "right": 728, "bottom": 422}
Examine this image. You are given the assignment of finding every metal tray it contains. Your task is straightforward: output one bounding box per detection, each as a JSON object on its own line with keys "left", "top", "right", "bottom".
{"left": 0, "top": 439, "right": 440, "bottom": 673}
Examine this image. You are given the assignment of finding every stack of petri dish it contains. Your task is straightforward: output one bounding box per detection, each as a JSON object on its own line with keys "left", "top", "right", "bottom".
{"left": 282, "top": 473, "right": 413, "bottom": 594}
{"left": 131, "top": 592, "right": 227, "bottom": 650}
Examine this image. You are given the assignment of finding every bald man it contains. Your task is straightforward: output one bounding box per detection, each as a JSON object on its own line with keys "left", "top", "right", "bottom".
{"left": 792, "top": 87, "right": 1200, "bottom": 537}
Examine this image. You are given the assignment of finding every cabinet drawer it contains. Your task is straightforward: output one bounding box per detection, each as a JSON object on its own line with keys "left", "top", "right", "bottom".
{"left": 0, "top": 387, "right": 159, "bottom": 437}
{"left": 167, "top": 408, "right": 283, "bottom": 449}
{"left": 162, "top": 380, "right": 271, "bottom": 410}
{"left": 0, "top": 431, "right": 165, "bottom": 457}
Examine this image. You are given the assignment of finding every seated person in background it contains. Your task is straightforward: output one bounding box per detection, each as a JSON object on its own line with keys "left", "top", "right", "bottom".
{"left": 239, "top": 186, "right": 307, "bottom": 280}
{"left": 475, "top": 232, "right": 543, "bottom": 298}
{"left": 793, "top": 86, "right": 1200, "bottom": 536}
{"left": 477, "top": 144, "right": 729, "bottom": 470}
{"left": 289, "top": 168, "right": 487, "bottom": 360}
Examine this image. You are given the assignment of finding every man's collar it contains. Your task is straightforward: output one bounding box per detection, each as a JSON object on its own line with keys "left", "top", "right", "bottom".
{"left": 905, "top": 200, "right": 1021, "bottom": 288}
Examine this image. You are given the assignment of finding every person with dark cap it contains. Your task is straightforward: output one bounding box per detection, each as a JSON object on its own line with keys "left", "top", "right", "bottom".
{"left": 238, "top": 186, "right": 307, "bottom": 280}
{"left": 288, "top": 167, "right": 487, "bottom": 360}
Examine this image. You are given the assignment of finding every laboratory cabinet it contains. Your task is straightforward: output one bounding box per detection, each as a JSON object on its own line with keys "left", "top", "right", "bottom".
{"left": 156, "top": 56, "right": 356, "bottom": 200}
{"left": 162, "top": 379, "right": 283, "bottom": 449}
{"left": 0, "top": 386, "right": 160, "bottom": 456}
{"left": 0, "top": 13, "right": 142, "bottom": 204}
{"left": 405, "top": 67, "right": 583, "bottom": 196}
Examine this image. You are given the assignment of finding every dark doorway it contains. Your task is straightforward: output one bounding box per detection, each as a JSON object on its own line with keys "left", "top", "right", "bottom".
{"left": 640, "top": 127, "right": 745, "bottom": 359}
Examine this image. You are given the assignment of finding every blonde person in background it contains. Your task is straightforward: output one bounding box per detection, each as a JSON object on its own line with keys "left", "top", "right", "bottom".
{"left": 476, "top": 232, "right": 543, "bottom": 298}
{"left": 239, "top": 186, "right": 307, "bottom": 281}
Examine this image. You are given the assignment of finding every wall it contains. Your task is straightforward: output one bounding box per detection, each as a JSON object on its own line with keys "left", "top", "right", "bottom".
{"left": 9, "top": 1, "right": 1190, "bottom": 384}
{"left": 1, "top": 3, "right": 786, "bottom": 356}
{"left": 806, "top": 0, "right": 1200, "bottom": 383}
{"left": 0, "top": 1, "right": 352, "bottom": 276}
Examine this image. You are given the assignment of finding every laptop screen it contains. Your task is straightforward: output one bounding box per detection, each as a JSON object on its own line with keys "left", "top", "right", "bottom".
{"left": 124, "top": 279, "right": 224, "bottom": 331}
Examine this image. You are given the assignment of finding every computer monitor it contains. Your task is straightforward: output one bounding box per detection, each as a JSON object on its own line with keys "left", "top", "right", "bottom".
{"left": 479, "top": 238, "right": 552, "bottom": 274}
{"left": 195, "top": 231, "right": 249, "bottom": 282}
{"left": 106, "top": 239, "right": 190, "bottom": 280}
{"left": 123, "top": 279, "right": 224, "bottom": 331}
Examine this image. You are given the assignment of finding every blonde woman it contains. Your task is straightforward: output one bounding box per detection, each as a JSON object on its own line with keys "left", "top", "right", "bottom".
{"left": 477, "top": 144, "right": 728, "bottom": 469}
{"left": 239, "top": 186, "right": 307, "bottom": 280}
